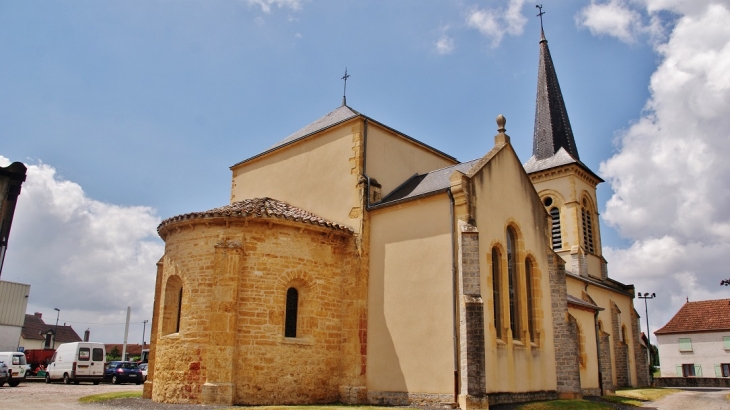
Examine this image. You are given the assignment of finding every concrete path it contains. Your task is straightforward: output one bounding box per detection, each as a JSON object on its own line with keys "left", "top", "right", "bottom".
{"left": 644, "top": 388, "right": 730, "bottom": 410}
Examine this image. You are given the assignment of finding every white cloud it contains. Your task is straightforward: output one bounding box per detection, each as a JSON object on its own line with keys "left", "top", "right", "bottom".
{"left": 466, "top": 0, "right": 527, "bottom": 47}
{"left": 597, "top": 2, "right": 730, "bottom": 332}
{"left": 246, "top": 0, "right": 303, "bottom": 14}
{"left": 0, "top": 156, "right": 163, "bottom": 343}
{"left": 576, "top": 0, "right": 646, "bottom": 43}
{"left": 435, "top": 29, "right": 455, "bottom": 55}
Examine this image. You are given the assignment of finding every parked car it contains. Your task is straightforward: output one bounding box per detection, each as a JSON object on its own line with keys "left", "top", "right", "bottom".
{"left": 0, "top": 352, "right": 27, "bottom": 387}
{"left": 0, "top": 362, "right": 9, "bottom": 386}
{"left": 104, "top": 361, "right": 143, "bottom": 385}
{"left": 138, "top": 362, "right": 148, "bottom": 381}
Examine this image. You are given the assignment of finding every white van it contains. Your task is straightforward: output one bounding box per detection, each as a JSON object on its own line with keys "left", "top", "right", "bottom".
{"left": 46, "top": 342, "right": 105, "bottom": 385}
{"left": 0, "top": 352, "right": 27, "bottom": 387}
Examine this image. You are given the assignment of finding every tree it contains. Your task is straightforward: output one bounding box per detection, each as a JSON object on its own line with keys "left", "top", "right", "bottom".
{"left": 107, "top": 346, "right": 121, "bottom": 361}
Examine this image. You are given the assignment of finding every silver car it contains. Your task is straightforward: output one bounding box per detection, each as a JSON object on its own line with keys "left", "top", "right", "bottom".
{"left": 0, "top": 362, "right": 9, "bottom": 386}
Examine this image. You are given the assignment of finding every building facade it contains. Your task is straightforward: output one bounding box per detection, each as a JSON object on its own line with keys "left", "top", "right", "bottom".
{"left": 655, "top": 299, "right": 730, "bottom": 379}
{"left": 144, "top": 27, "right": 649, "bottom": 408}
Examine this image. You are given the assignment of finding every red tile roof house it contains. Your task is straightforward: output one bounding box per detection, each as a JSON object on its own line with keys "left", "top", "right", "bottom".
{"left": 20, "top": 312, "right": 82, "bottom": 350}
{"left": 654, "top": 299, "right": 730, "bottom": 387}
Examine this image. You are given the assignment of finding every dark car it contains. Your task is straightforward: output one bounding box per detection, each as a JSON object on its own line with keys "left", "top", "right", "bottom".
{"left": 0, "top": 362, "right": 9, "bottom": 386}
{"left": 103, "top": 361, "right": 143, "bottom": 385}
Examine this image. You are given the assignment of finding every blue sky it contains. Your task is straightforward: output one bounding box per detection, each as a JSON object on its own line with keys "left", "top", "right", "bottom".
{"left": 2, "top": 0, "right": 729, "bottom": 346}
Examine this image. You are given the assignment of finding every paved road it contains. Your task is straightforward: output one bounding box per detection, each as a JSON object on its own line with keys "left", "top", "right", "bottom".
{"left": 645, "top": 388, "right": 730, "bottom": 410}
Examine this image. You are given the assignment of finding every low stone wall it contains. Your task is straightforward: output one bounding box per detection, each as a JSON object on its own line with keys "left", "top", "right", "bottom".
{"left": 653, "top": 377, "right": 730, "bottom": 388}
{"left": 367, "top": 391, "right": 454, "bottom": 407}
{"left": 487, "top": 390, "right": 558, "bottom": 406}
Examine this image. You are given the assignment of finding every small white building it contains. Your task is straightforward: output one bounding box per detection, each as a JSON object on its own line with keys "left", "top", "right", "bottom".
{"left": 0, "top": 280, "right": 31, "bottom": 351}
{"left": 655, "top": 299, "right": 730, "bottom": 378}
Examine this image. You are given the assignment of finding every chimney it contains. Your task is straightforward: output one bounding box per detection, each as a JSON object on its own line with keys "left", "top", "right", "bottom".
{"left": 84, "top": 329, "right": 90, "bottom": 342}
{"left": 34, "top": 312, "right": 42, "bottom": 319}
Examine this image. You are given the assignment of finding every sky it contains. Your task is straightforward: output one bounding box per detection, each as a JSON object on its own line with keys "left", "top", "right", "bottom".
{"left": 1, "top": 0, "right": 728, "bottom": 347}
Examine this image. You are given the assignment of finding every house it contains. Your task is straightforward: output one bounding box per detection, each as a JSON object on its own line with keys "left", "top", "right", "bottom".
{"left": 20, "top": 312, "right": 82, "bottom": 351}
{"left": 144, "top": 26, "right": 649, "bottom": 408}
{"left": 105, "top": 343, "right": 147, "bottom": 361}
{"left": 655, "top": 299, "right": 730, "bottom": 379}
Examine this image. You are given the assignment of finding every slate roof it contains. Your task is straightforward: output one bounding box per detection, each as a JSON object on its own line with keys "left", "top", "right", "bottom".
{"left": 21, "top": 314, "right": 82, "bottom": 343}
{"left": 532, "top": 29, "right": 580, "bottom": 161}
{"left": 567, "top": 295, "right": 603, "bottom": 311}
{"left": 158, "top": 197, "right": 353, "bottom": 233}
{"left": 655, "top": 299, "right": 730, "bottom": 335}
{"left": 374, "top": 159, "right": 480, "bottom": 207}
{"left": 231, "top": 104, "right": 456, "bottom": 168}
{"left": 523, "top": 147, "right": 604, "bottom": 183}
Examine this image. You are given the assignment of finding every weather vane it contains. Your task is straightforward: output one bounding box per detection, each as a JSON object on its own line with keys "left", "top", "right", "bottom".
{"left": 341, "top": 68, "right": 350, "bottom": 106}
{"left": 536, "top": 4, "right": 545, "bottom": 31}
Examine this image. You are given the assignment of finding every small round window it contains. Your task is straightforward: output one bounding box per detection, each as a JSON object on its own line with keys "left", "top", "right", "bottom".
{"left": 543, "top": 197, "right": 553, "bottom": 207}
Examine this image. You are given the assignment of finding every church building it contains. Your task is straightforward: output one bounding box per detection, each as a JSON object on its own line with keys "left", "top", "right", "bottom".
{"left": 143, "top": 26, "right": 649, "bottom": 408}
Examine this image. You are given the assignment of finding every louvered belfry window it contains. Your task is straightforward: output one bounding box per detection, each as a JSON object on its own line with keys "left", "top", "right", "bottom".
{"left": 550, "top": 207, "right": 562, "bottom": 249}
{"left": 581, "top": 201, "right": 595, "bottom": 254}
{"left": 285, "top": 287, "right": 299, "bottom": 338}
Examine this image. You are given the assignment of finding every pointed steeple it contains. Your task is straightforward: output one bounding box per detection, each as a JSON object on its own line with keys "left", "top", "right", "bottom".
{"left": 532, "top": 27, "right": 580, "bottom": 161}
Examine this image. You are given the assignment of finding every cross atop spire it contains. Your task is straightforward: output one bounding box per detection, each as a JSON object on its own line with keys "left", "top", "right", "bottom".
{"left": 341, "top": 68, "right": 350, "bottom": 106}
{"left": 536, "top": 4, "right": 546, "bottom": 41}
{"left": 531, "top": 9, "right": 580, "bottom": 161}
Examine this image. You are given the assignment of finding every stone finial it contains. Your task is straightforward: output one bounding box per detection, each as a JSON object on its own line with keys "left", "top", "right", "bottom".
{"left": 497, "top": 114, "right": 506, "bottom": 133}
{"left": 495, "top": 114, "right": 510, "bottom": 145}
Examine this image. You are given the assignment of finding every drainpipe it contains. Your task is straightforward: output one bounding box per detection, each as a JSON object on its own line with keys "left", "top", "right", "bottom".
{"left": 448, "top": 189, "right": 459, "bottom": 404}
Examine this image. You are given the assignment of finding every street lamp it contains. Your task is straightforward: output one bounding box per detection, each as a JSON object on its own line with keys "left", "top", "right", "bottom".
{"left": 637, "top": 293, "right": 656, "bottom": 378}
{"left": 53, "top": 308, "right": 60, "bottom": 349}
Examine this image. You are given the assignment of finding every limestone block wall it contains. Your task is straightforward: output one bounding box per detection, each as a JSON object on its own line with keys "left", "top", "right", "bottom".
{"left": 549, "top": 253, "right": 581, "bottom": 398}
{"left": 150, "top": 217, "right": 361, "bottom": 405}
{"left": 631, "top": 310, "right": 650, "bottom": 386}
{"left": 598, "top": 331, "right": 614, "bottom": 394}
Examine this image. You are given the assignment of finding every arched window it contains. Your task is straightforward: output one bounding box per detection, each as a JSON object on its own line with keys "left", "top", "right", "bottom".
{"left": 581, "top": 199, "right": 595, "bottom": 254}
{"left": 492, "top": 248, "right": 502, "bottom": 339}
{"left": 507, "top": 228, "right": 520, "bottom": 339}
{"left": 285, "top": 287, "right": 299, "bottom": 338}
{"left": 162, "top": 275, "right": 183, "bottom": 336}
{"left": 550, "top": 207, "right": 562, "bottom": 249}
{"left": 525, "top": 258, "right": 536, "bottom": 342}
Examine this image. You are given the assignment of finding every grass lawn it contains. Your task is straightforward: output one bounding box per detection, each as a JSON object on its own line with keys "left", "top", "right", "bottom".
{"left": 514, "top": 400, "right": 617, "bottom": 409}
{"left": 78, "top": 391, "right": 143, "bottom": 403}
{"left": 233, "top": 407, "right": 400, "bottom": 410}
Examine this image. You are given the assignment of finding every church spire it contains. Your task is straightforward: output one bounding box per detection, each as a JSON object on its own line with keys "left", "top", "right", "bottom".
{"left": 532, "top": 11, "right": 580, "bottom": 161}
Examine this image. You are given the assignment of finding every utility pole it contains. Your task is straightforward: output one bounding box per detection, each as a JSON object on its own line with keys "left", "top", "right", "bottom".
{"left": 142, "top": 320, "right": 148, "bottom": 348}
{"left": 122, "top": 307, "right": 130, "bottom": 361}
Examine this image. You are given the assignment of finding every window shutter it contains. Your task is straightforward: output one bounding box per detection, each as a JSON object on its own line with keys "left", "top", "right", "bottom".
{"left": 679, "top": 338, "right": 692, "bottom": 351}
{"left": 695, "top": 364, "right": 702, "bottom": 377}
{"left": 676, "top": 365, "right": 683, "bottom": 376}
{"left": 716, "top": 364, "right": 722, "bottom": 377}
{"left": 724, "top": 336, "right": 730, "bottom": 350}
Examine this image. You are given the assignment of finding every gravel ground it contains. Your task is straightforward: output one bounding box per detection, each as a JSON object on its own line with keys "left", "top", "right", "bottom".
{"left": 0, "top": 379, "right": 231, "bottom": 410}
